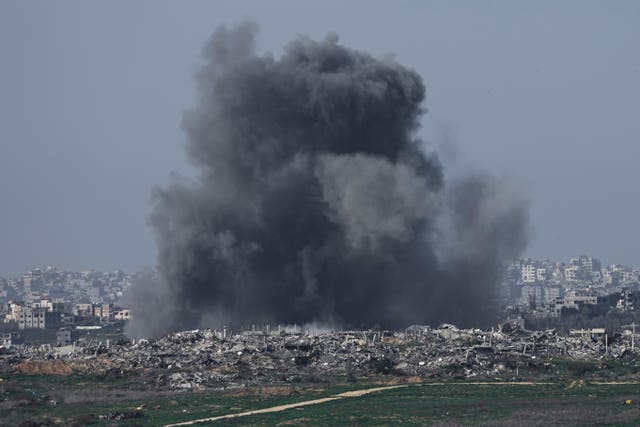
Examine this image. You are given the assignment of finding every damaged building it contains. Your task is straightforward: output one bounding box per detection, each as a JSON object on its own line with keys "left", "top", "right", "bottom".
{"left": 2, "top": 323, "right": 639, "bottom": 390}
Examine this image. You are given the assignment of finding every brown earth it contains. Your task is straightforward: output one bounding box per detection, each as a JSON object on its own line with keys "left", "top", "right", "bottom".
{"left": 226, "top": 386, "right": 297, "bottom": 397}
{"left": 15, "top": 360, "right": 73, "bottom": 375}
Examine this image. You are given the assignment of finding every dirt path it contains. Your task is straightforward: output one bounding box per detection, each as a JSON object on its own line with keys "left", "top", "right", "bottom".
{"left": 164, "top": 385, "right": 407, "bottom": 426}
{"left": 164, "top": 381, "right": 588, "bottom": 426}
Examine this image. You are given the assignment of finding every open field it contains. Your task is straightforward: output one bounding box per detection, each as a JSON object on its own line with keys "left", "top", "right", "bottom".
{"left": 228, "top": 381, "right": 640, "bottom": 426}
{"left": 3, "top": 374, "right": 640, "bottom": 426}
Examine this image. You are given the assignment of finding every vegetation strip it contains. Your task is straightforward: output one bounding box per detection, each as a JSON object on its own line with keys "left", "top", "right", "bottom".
{"left": 164, "top": 385, "right": 408, "bottom": 426}
{"left": 420, "top": 381, "right": 552, "bottom": 386}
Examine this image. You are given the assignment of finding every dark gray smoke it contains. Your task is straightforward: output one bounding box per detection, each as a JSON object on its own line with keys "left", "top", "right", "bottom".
{"left": 126, "top": 23, "right": 528, "bottom": 338}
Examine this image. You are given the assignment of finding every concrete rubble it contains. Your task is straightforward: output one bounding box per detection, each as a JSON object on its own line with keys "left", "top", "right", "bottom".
{"left": 1, "top": 322, "right": 639, "bottom": 389}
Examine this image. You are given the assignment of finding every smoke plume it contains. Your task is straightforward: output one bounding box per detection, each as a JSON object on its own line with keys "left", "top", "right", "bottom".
{"left": 127, "top": 23, "right": 528, "bottom": 337}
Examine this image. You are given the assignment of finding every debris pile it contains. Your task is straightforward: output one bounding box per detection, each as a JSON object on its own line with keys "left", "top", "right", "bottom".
{"left": 98, "top": 411, "right": 143, "bottom": 420}
{"left": 1, "top": 323, "right": 638, "bottom": 388}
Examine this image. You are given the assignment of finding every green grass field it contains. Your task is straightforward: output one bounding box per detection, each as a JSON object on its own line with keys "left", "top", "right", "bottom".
{"left": 2, "top": 374, "right": 640, "bottom": 426}
{"left": 230, "top": 382, "right": 640, "bottom": 426}
{"left": 0, "top": 374, "right": 357, "bottom": 426}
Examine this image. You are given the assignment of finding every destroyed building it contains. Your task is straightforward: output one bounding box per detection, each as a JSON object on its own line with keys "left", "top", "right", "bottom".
{"left": 15, "top": 306, "right": 61, "bottom": 330}
{"left": 3, "top": 323, "right": 640, "bottom": 390}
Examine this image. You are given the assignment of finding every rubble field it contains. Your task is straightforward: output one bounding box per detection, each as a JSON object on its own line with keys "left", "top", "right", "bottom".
{"left": 2, "top": 324, "right": 640, "bottom": 425}
{"left": 2, "top": 323, "right": 640, "bottom": 389}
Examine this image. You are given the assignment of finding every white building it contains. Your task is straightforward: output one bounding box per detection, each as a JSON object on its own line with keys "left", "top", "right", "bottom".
{"left": 564, "top": 265, "right": 579, "bottom": 282}
{"left": 521, "top": 264, "right": 536, "bottom": 283}
{"left": 556, "top": 290, "right": 598, "bottom": 311}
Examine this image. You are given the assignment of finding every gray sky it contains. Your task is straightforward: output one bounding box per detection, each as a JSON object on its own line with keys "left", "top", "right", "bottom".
{"left": 1, "top": 1, "right": 638, "bottom": 276}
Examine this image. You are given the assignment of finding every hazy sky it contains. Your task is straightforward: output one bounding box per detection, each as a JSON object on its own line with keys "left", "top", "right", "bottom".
{"left": 1, "top": 1, "right": 639, "bottom": 276}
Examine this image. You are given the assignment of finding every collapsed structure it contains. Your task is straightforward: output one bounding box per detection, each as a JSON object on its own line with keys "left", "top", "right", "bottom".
{"left": 2, "top": 324, "right": 638, "bottom": 390}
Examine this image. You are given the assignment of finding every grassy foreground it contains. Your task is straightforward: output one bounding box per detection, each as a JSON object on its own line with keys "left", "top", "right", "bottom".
{"left": 2, "top": 374, "right": 640, "bottom": 426}
{"left": 231, "top": 382, "right": 640, "bottom": 426}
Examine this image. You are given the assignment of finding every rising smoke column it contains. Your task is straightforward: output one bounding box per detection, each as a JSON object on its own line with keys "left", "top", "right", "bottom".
{"left": 126, "top": 23, "right": 529, "bottom": 338}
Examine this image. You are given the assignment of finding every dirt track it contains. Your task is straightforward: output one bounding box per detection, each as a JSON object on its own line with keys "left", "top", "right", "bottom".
{"left": 164, "top": 385, "right": 408, "bottom": 426}
{"left": 163, "top": 380, "right": 640, "bottom": 426}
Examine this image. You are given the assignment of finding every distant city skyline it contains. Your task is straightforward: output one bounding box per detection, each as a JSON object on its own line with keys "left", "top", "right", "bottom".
{"left": 1, "top": 1, "right": 639, "bottom": 276}
{"left": 4, "top": 252, "right": 639, "bottom": 279}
